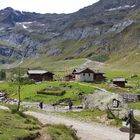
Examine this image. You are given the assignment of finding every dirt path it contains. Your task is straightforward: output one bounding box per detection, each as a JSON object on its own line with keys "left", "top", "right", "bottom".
{"left": 25, "top": 111, "right": 140, "bottom": 140}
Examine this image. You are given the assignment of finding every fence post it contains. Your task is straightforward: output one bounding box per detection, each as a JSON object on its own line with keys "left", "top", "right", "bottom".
{"left": 129, "top": 110, "right": 135, "bottom": 140}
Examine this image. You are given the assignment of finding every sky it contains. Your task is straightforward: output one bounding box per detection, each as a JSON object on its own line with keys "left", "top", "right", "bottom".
{"left": 0, "top": 0, "right": 99, "bottom": 14}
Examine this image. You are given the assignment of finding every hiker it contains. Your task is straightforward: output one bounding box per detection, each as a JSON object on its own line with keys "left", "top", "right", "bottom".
{"left": 52, "top": 103, "right": 56, "bottom": 110}
{"left": 68, "top": 100, "right": 73, "bottom": 110}
{"left": 39, "top": 101, "right": 43, "bottom": 109}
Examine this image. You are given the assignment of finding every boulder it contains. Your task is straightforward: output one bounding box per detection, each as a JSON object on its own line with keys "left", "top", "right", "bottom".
{"left": 82, "top": 91, "right": 128, "bottom": 119}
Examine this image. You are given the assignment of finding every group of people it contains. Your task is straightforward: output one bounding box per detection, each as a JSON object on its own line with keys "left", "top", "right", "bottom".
{"left": 39, "top": 100, "right": 73, "bottom": 110}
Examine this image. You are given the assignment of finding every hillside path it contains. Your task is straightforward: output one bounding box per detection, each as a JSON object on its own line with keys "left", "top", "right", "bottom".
{"left": 76, "top": 82, "right": 108, "bottom": 92}
{"left": 25, "top": 111, "right": 140, "bottom": 140}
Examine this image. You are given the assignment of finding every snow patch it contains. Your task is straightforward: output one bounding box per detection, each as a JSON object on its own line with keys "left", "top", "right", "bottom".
{"left": 13, "top": 10, "right": 20, "bottom": 16}
{"left": 0, "top": 28, "right": 4, "bottom": 31}
{"left": 20, "top": 11, "right": 24, "bottom": 15}
{"left": 16, "top": 22, "right": 32, "bottom": 25}
{"left": 16, "top": 22, "right": 33, "bottom": 29}
{"left": 23, "top": 25, "right": 27, "bottom": 29}
{"left": 106, "top": 5, "right": 136, "bottom": 11}
{"left": 131, "top": 5, "right": 136, "bottom": 8}
{"left": 39, "top": 23, "right": 45, "bottom": 26}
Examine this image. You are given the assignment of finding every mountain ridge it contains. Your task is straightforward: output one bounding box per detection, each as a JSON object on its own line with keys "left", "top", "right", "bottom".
{"left": 0, "top": 0, "right": 140, "bottom": 66}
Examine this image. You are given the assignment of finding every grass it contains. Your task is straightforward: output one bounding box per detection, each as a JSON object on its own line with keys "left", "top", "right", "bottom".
{"left": 0, "top": 107, "right": 80, "bottom": 140}
{"left": 37, "top": 86, "right": 65, "bottom": 96}
{"left": 21, "top": 57, "right": 86, "bottom": 71}
{"left": 59, "top": 109, "right": 106, "bottom": 122}
{"left": 58, "top": 109, "right": 122, "bottom": 127}
{"left": 102, "top": 48, "right": 140, "bottom": 75}
{"left": 19, "top": 58, "right": 86, "bottom": 79}
{"left": 0, "top": 109, "right": 41, "bottom": 139}
{"left": 91, "top": 82, "right": 131, "bottom": 93}
{"left": 45, "top": 124, "right": 79, "bottom": 140}
{"left": 0, "top": 81, "right": 96, "bottom": 105}
{"left": 128, "top": 102, "right": 140, "bottom": 110}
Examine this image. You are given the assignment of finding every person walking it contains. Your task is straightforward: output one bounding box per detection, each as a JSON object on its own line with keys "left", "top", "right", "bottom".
{"left": 39, "top": 101, "right": 43, "bottom": 109}
{"left": 68, "top": 100, "right": 73, "bottom": 110}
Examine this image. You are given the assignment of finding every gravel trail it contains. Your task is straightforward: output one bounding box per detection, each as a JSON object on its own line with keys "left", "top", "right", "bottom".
{"left": 25, "top": 111, "right": 140, "bottom": 140}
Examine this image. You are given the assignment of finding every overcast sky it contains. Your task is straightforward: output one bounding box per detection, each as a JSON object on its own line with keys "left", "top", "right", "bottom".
{"left": 0, "top": 0, "right": 99, "bottom": 14}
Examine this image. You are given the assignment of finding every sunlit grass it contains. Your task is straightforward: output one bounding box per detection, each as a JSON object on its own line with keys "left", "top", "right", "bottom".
{"left": 0, "top": 81, "right": 96, "bottom": 105}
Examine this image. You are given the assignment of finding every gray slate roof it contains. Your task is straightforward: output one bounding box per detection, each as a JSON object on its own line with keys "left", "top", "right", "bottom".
{"left": 112, "top": 78, "right": 126, "bottom": 82}
{"left": 94, "top": 70, "right": 105, "bottom": 74}
{"left": 74, "top": 67, "right": 88, "bottom": 73}
{"left": 73, "top": 67, "right": 104, "bottom": 74}
{"left": 27, "top": 70, "right": 50, "bottom": 75}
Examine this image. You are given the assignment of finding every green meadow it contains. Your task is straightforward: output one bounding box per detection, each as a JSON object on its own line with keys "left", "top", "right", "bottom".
{"left": 0, "top": 109, "right": 40, "bottom": 139}
{"left": 45, "top": 124, "right": 79, "bottom": 140}
{"left": 0, "top": 81, "right": 96, "bottom": 105}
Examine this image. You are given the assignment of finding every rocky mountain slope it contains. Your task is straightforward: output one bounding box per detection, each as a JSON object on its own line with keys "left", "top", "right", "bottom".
{"left": 0, "top": 0, "right": 140, "bottom": 64}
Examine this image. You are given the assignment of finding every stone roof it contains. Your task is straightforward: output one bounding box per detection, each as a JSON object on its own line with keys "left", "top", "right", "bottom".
{"left": 94, "top": 70, "right": 105, "bottom": 74}
{"left": 73, "top": 67, "right": 94, "bottom": 74}
{"left": 73, "top": 67, "right": 105, "bottom": 74}
{"left": 112, "top": 78, "right": 127, "bottom": 82}
{"left": 27, "top": 70, "right": 53, "bottom": 75}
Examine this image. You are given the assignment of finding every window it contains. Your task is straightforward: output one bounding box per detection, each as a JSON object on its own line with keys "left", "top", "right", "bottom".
{"left": 112, "top": 99, "right": 120, "bottom": 108}
{"left": 83, "top": 73, "right": 85, "bottom": 76}
{"left": 88, "top": 73, "right": 90, "bottom": 76}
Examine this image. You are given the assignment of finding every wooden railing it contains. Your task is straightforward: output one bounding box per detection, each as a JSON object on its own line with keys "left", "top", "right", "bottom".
{"left": 120, "top": 110, "right": 140, "bottom": 140}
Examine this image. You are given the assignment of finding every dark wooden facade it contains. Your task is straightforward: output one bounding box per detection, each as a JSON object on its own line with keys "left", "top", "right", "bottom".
{"left": 27, "top": 70, "right": 54, "bottom": 82}
{"left": 112, "top": 78, "right": 127, "bottom": 88}
{"left": 113, "top": 81, "right": 125, "bottom": 87}
{"left": 94, "top": 73, "right": 106, "bottom": 81}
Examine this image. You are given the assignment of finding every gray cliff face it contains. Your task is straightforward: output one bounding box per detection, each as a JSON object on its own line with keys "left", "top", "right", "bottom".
{"left": 62, "top": 27, "right": 101, "bottom": 40}
{"left": 0, "top": 0, "right": 140, "bottom": 63}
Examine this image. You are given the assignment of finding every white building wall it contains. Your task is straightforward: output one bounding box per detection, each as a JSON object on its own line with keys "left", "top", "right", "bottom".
{"left": 75, "top": 73, "right": 94, "bottom": 82}
{"left": 75, "top": 74, "right": 81, "bottom": 81}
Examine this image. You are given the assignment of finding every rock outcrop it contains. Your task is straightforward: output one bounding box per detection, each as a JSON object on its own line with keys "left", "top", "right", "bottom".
{"left": 82, "top": 91, "right": 128, "bottom": 119}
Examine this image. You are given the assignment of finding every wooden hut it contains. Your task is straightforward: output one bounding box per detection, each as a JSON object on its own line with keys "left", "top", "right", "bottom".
{"left": 72, "top": 68, "right": 105, "bottom": 82}
{"left": 112, "top": 78, "right": 127, "bottom": 88}
{"left": 27, "top": 70, "right": 54, "bottom": 82}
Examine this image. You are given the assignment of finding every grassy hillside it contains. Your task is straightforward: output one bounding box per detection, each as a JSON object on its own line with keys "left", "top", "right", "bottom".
{"left": 97, "top": 48, "right": 140, "bottom": 79}
{"left": 18, "top": 21, "right": 140, "bottom": 76}
{"left": 0, "top": 108, "right": 80, "bottom": 140}
{"left": 20, "top": 57, "right": 87, "bottom": 79}
{"left": 46, "top": 124, "right": 79, "bottom": 140}
{"left": 0, "top": 109, "right": 40, "bottom": 139}
{"left": 21, "top": 57, "right": 86, "bottom": 71}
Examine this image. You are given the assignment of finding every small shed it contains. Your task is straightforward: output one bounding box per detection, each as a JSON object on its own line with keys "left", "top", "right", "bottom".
{"left": 27, "top": 70, "right": 54, "bottom": 82}
{"left": 112, "top": 78, "right": 127, "bottom": 88}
